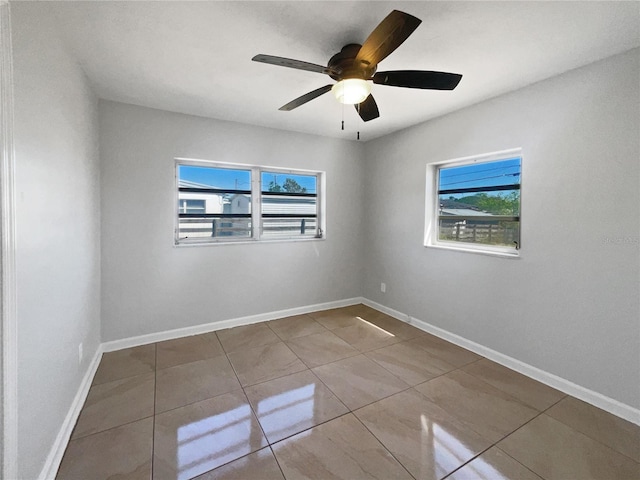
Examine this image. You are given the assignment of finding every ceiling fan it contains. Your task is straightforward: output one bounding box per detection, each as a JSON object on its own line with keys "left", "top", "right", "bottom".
{"left": 252, "top": 10, "right": 462, "bottom": 122}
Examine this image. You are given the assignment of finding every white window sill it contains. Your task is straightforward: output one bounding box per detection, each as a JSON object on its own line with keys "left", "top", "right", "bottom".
{"left": 425, "top": 242, "right": 520, "bottom": 259}
{"left": 175, "top": 236, "right": 326, "bottom": 247}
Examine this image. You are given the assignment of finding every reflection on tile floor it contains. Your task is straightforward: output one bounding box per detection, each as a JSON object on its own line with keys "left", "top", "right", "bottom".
{"left": 57, "top": 304, "right": 640, "bottom": 480}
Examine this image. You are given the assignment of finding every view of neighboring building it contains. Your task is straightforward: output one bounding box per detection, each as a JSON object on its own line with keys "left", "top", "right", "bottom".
{"left": 178, "top": 179, "right": 318, "bottom": 240}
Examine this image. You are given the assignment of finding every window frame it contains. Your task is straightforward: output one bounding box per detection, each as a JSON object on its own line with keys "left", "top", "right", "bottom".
{"left": 174, "top": 158, "right": 325, "bottom": 246}
{"left": 424, "top": 148, "right": 522, "bottom": 258}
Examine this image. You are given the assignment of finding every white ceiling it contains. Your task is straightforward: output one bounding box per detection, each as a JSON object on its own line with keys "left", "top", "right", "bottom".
{"left": 43, "top": 1, "right": 639, "bottom": 141}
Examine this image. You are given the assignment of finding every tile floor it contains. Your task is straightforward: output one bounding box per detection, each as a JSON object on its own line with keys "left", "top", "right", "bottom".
{"left": 56, "top": 304, "right": 640, "bottom": 480}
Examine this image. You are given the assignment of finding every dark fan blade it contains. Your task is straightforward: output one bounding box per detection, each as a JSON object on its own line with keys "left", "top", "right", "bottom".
{"left": 355, "top": 94, "right": 380, "bottom": 122}
{"left": 373, "top": 70, "right": 462, "bottom": 90}
{"left": 252, "top": 54, "right": 334, "bottom": 75}
{"left": 355, "top": 10, "right": 421, "bottom": 68}
{"left": 279, "top": 85, "right": 333, "bottom": 111}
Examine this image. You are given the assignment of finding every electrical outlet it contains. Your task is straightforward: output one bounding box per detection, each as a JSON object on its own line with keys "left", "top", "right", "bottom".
{"left": 381, "top": 282, "right": 386, "bottom": 293}
{"left": 78, "top": 343, "right": 83, "bottom": 365}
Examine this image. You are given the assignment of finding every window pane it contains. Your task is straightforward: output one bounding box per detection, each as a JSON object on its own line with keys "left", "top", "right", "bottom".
{"left": 178, "top": 165, "right": 252, "bottom": 240}
{"left": 261, "top": 172, "right": 318, "bottom": 239}
{"left": 437, "top": 157, "right": 520, "bottom": 248}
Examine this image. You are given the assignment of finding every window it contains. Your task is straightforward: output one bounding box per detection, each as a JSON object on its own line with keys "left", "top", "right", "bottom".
{"left": 425, "top": 149, "right": 522, "bottom": 257}
{"left": 176, "top": 159, "right": 323, "bottom": 245}
{"left": 178, "top": 199, "right": 206, "bottom": 214}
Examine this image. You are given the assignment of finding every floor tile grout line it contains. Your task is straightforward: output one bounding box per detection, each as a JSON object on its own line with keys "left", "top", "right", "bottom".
{"left": 487, "top": 410, "right": 550, "bottom": 474}
{"left": 66, "top": 413, "right": 157, "bottom": 442}
{"left": 268, "top": 444, "right": 288, "bottom": 480}
{"left": 151, "top": 342, "right": 157, "bottom": 480}
{"left": 289, "top": 346, "right": 360, "bottom": 370}
{"left": 350, "top": 410, "right": 418, "bottom": 480}
{"left": 265, "top": 313, "right": 332, "bottom": 342}
{"left": 440, "top": 408, "right": 550, "bottom": 480}
{"left": 215, "top": 323, "right": 280, "bottom": 355}
{"left": 306, "top": 368, "right": 351, "bottom": 412}
{"left": 239, "top": 382, "right": 271, "bottom": 453}
{"left": 194, "top": 447, "right": 273, "bottom": 479}
{"left": 541, "top": 404, "right": 640, "bottom": 465}
{"left": 154, "top": 350, "right": 232, "bottom": 373}
{"left": 311, "top": 360, "right": 414, "bottom": 411}
{"left": 492, "top": 445, "right": 549, "bottom": 480}
{"left": 264, "top": 317, "right": 283, "bottom": 340}
{"left": 361, "top": 346, "right": 463, "bottom": 388}
{"left": 214, "top": 329, "right": 231, "bottom": 356}
{"left": 154, "top": 335, "right": 228, "bottom": 371}
{"left": 265, "top": 411, "right": 353, "bottom": 449}
{"left": 225, "top": 347, "right": 244, "bottom": 387}
{"left": 239, "top": 364, "right": 313, "bottom": 389}
{"left": 447, "top": 363, "right": 560, "bottom": 414}
{"left": 540, "top": 395, "right": 640, "bottom": 464}
{"left": 154, "top": 386, "right": 247, "bottom": 417}
{"left": 90, "top": 370, "right": 151, "bottom": 387}
{"left": 87, "top": 368, "right": 157, "bottom": 388}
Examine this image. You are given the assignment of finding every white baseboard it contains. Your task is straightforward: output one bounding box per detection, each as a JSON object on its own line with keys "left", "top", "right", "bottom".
{"left": 102, "top": 297, "right": 364, "bottom": 352}
{"left": 38, "top": 345, "right": 104, "bottom": 480}
{"left": 361, "top": 298, "right": 411, "bottom": 323}
{"left": 363, "top": 298, "right": 639, "bottom": 426}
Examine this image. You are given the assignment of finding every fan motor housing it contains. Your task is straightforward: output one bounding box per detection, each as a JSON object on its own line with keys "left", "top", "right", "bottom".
{"left": 328, "top": 44, "right": 377, "bottom": 81}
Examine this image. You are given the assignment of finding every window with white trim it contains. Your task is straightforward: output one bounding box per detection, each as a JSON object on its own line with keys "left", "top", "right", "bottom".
{"left": 176, "top": 159, "right": 323, "bottom": 244}
{"left": 426, "top": 149, "right": 522, "bottom": 256}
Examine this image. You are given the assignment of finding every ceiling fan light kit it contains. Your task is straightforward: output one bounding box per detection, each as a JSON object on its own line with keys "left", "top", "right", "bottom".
{"left": 332, "top": 79, "right": 371, "bottom": 105}
{"left": 252, "top": 10, "right": 462, "bottom": 126}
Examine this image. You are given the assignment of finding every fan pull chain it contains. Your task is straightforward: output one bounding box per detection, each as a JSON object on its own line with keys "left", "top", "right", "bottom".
{"left": 357, "top": 131, "right": 360, "bottom": 140}
{"left": 341, "top": 101, "right": 345, "bottom": 130}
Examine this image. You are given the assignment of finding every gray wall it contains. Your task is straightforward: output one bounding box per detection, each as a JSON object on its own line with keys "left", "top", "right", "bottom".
{"left": 362, "top": 49, "right": 640, "bottom": 409}
{"left": 11, "top": 4, "right": 102, "bottom": 478}
{"left": 99, "top": 101, "right": 365, "bottom": 342}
